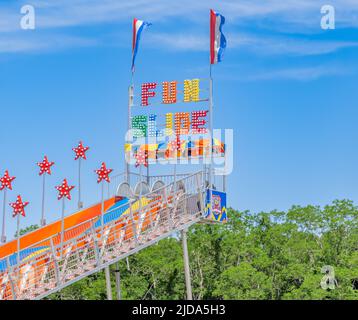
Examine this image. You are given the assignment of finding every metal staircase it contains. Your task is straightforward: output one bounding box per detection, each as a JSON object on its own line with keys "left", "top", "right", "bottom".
{"left": 0, "top": 171, "right": 207, "bottom": 300}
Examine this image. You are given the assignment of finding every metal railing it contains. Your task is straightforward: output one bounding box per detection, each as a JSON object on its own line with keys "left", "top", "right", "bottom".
{"left": 109, "top": 171, "right": 193, "bottom": 197}
{"left": 0, "top": 171, "right": 205, "bottom": 300}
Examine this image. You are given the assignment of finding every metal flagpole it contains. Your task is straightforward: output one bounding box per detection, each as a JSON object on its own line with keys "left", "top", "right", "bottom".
{"left": 41, "top": 174, "right": 46, "bottom": 226}
{"left": 209, "top": 64, "right": 214, "bottom": 216}
{"left": 126, "top": 72, "right": 134, "bottom": 185}
{"left": 181, "top": 228, "right": 193, "bottom": 300}
{"left": 1, "top": 189, "right": 7, "bottom": 243}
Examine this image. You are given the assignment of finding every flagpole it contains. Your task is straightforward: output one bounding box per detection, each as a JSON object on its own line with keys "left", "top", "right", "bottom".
{"left": 208, "top": 22, "right": 214, "bottom": 213}
{"left": 209, "top": 73, "right": 213, "bottom": 189}
{"left": 209, "top": 12, "right": 214, "bottom": 218}
{"left": 126, "top": 68, "right": 135, "bottom": 186}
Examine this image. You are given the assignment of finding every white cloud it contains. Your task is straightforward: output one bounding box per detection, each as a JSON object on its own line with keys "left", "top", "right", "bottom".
{"left": 229, "top": 34, "right": 358, "bottom": 56}
{"left": 247, "top": 65, "right": 350, "bottom": 81}
{"left": 145, "top": 31, "right": 358, "bottom": 56}
{"left": 0, "top": 0, "right": 356, "bottom": 31}
{"left": 1, "top": 0, "right": 358, "bottom": 55}
{"left": 146, "top": 33, "right": 208, "bottom": 51}
{"left": 0, "top": 34, "right": 97, "bottom": 53}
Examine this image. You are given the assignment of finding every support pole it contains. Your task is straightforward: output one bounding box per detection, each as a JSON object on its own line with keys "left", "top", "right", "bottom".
{"left": 1, "top": 189, "right": 7, "bottom": 243}
{"left": 126, "top": 85, "right": 134, "bottom": 186}
{"left": 41, "top": 174, "right": 46, "bottom": 226}
{"left": 105, "top": 266, "right": 113, "bottom": 300}
{"left": 78, "top": 158, "right": 83, "bottom": 209}
{"left": 101, "top": 181, "right": 105, "bottom": 237}
{"left": 146, "top": 163, "right": 150, "bottom": 185}
{"left": 101, "top": 181, "right": 112, "bottom": 301}
{"left": 181, "top": 229, "right": 193, "bottom": 300}
{"left": 16, "top": 213, "right": 20, "bottom": 266}
{"left": 115, "top": 262, "right": 121, "bottom": 300}
{"left": 60, "top": 198, "right": 65, "bottom": 260}
{"left": 223, "top": 173, "right": 226, "bottom": 193}
{"left": 173, "top": 164, "right": 177, "bottom": 193}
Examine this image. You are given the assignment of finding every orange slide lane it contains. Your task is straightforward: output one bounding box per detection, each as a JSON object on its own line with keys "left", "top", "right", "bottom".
{"left": 0, "top": 198, "right": 116, "bottom": 260}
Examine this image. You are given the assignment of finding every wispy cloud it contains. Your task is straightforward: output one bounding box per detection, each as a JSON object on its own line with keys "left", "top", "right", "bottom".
{"left": 0, "top": 33, "right": 98, "bottom": 54}
{"left": 1, "top": 0, "right": 358, "bottom": 31}
{"left": 1, "top": 0, "right": 358, "bottom": 55}
{"left": 247, "top": 65, "right": 351, "bottom": 81}
{"left": 145, "top": 31, "right": 358, "bottom": 56}
{"left": 146, "top": 33, "right": 208, "bottom": 51}
{"left": 229, "top": 34, "right": 358, "bottom": 56}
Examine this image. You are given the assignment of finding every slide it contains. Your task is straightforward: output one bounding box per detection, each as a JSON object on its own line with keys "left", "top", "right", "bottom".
{"left": 0, "top": 194, "right": 163, "bottom": 299}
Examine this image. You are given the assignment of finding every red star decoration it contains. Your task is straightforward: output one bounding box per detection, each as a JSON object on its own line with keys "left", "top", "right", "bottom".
{"left": 72, "top": 141, "right": 89, "bottom": 160}
{"left": 55, "top": 179, "right": 75, "bottom": 200}
{"left": 135, "top": 149, "right": 148, "bottom": 168}
{"left": 168, "top": 140, "right": 178, "bottom": 152}
{"left": 0, "top": 170, "right": 16, "bottom": 191}
{"left": 9, "top": 195, "right": 29, "bottom": 218}
{"left": 37, "top": 156, "right": 55, "bottom": 176}
{"left": 95, "top": 162, "right": 113, "bottom": 183}
{"left": 168, "top": 136, "right": 182, "bottom": 153}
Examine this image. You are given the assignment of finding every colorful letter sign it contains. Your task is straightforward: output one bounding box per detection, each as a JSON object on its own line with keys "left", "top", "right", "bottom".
{"left": 162, "top": 81, "right": 177, "bottom": 104}
{"left": 132, "top": 115, "right": 147, "bottom": 137}
{"left": 129, "top": 78, "right": 215, "bottom": 160}
{"left": 192, "top": 110, "right": 208, "bottom": 134}
{"left": 174, "top": 112, "right": 190, "bottom": 135}
{"left": 184, "top": 79, "right": 200, "bottom": 102}
{"left": 140, "top": 79, "right": 201, "bottom": 106}
{"left": 141, "top": 82, "right": 157, "bottom": 106}
{"left": 131, "top": 110, "right": 208, "bottom": 138}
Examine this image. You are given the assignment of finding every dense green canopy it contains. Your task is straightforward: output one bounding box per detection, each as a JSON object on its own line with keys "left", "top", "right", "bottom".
{"left": 45, "top": 199, "right": 357, "bottom": 300}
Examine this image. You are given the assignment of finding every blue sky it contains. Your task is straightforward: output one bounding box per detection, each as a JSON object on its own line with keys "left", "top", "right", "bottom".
{"left": 1, "top": 0, "right": 358, "bottom": 238}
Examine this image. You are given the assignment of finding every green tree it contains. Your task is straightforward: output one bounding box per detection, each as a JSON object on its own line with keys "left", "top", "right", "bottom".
{"left": 48, "top": 200, "right": 357, "bottom": 300}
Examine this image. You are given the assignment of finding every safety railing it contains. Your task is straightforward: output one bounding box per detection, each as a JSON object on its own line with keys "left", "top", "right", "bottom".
{"left": 109, "top": 171, "right": 193, "bottom": 197}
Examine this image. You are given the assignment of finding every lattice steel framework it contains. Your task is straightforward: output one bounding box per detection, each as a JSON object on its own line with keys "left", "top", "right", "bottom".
{"left": 0, "top": 171, "right": 206, "bottom": 300}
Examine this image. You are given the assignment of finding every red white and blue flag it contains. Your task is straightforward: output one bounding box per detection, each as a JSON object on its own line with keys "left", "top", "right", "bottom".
{"left": 132, "top": 18, "right": 152, "bottom": 73}
{"left": 210, "top": 9, "right": 227, "bottom": 65}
